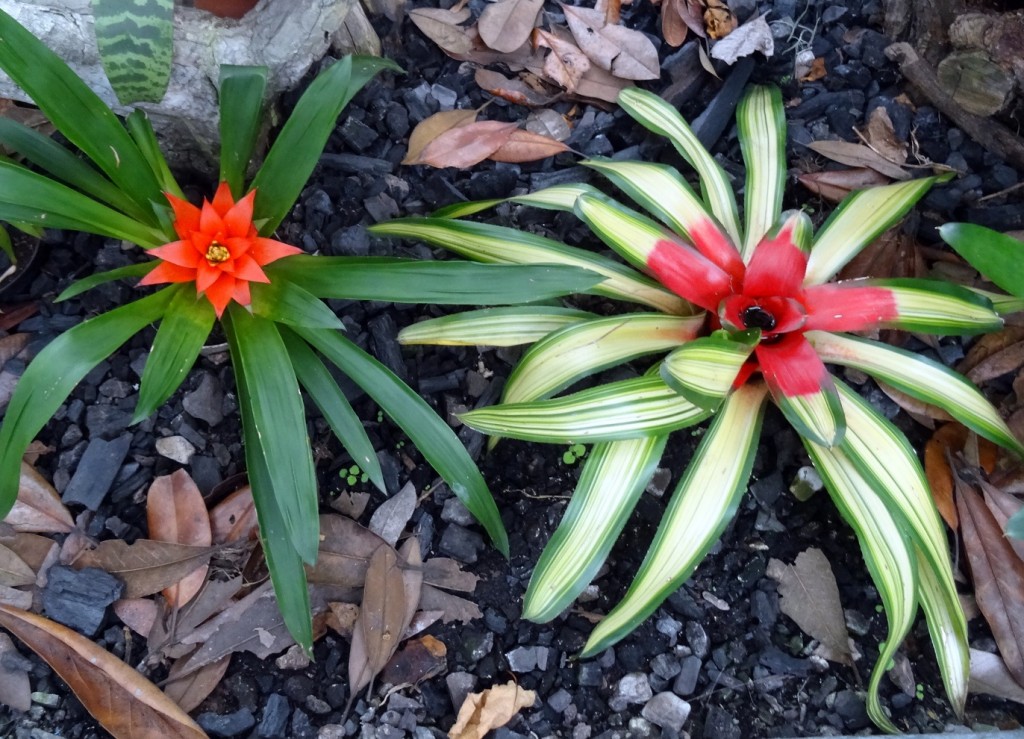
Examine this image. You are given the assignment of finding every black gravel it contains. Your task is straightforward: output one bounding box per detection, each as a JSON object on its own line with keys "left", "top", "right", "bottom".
{"left": 4, "top": 0, "right": 1024, "bottom": 736}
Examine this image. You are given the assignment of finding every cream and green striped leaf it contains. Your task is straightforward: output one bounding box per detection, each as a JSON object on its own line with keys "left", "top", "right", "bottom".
{"left": 502, "top": 314, "right": 704, "bottom": 405}
{"left": 369, "top": 218, "right": 689, "bottom": 314}
{"left": 460, "top": 375, "right": 709, "bottom": 443}
{"left": 917, "top": 549, "right": 969, "bottom": 717}
{"left": 399, "top": 307, "right": 594, "bottom": 346}
{"left": 803, "top": 439, "right": 917, "bottom": 733}
{"left": 869, "top": 278, "right": 1002, "bottom": 334}
{"left": 432, "top": 183, "right": 603, "bottom": 219}
{"left": 803, "top": 176, "right": 948, "bottom": 285}
{"left": 524, "top": 436, "right": 669, "bottom": 622}
{"left": 617, "top": 87, "right": 742, "bottom": 245}
{"left": 660, "top": 329, "right": 758, "bottom": 409}
{"left": 582, "top": 382, "right": 768, "bottom": 656}
{"left": 737, "top": 85, "right": 786, "bottom": 261}
{"left": 807, "top": 331, "right": 1024, "bottom": 456}
{"left": 573, "top": 192, "right": 689, "bottom": 273}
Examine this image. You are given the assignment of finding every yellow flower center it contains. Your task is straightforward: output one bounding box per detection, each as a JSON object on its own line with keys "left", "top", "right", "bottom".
{"left": 206, "top": 242, "right": 230, "bottom": 264}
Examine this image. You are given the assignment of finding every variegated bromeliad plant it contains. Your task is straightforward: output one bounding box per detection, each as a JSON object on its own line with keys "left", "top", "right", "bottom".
{"left": 373, "top": 86, "right": 1024, "bottom": 730}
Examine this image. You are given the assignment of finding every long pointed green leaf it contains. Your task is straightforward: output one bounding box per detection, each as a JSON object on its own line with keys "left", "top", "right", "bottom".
{"left": 806, "top": 331, "right": 1024, "bottom": 457}
{"left": 218, "top": 65, "right": 268, "bottom": 198}
{"left": 93, "top": 0, "right": 174, "bottom": 104}
{"left": 280, "top": 329, "right": 385, "bottom": 493}
{"left": 460, "top": 375, "right": 709, "bottom": 443}
{"left": 660, "top": 329, "right": 758, "bottom": 409}
{"left": 0, "top": 288, "right": 174, "bottom": 516}
{"left": 503, "top": 314, "right": 705, "bottom": 405}
{"left": 56, "top": 262, "right": 156, "bottom": 302}
{"left": 0, "top": 8, "right": 163, "bottom": 210}
{"left": 737, "top": 85, "right": 786, "bottom": 261}
{"left": 524, "top": 435, "right": 668, "bottom": 622}
{"left": 573, "top": 191, "right": 689, "bottom": 274}
{"left": 617, "top": 87, "right": 742, "bottom": 245}
{"left": 223, "top": 307, "right": 319, "bottom": 564}
{"left": 133, "top": 285, "right": 215, "bottom": 423}
{"left": 368, "top": 219, "right": 690, "bottom": 314}
{"left": 582, "top": 382, "right": 767, "bottom": 656}
{"left": 266, "top": 257, "right": 603, "bottom": 305}
{"left": 940, "top": 224, "right": 1024, "bottom": 299}
{"left": 250, "top": 279, "right": 345, "bottom": 330}
{"left": 431, "top": 183, "right": 603, "bottom": 219}
{"left": 124, "top": 110, "right": 182, "bottom": 200}
{"left": 868, "top": 278, "right": 1002, "bottom": 334}
{"left": 398, "top": 307, "right": 594, "bottom": 347}
{"left": 917, "top": 548, "right": 969, "bottom": 718}
{"left": 804, "top": 176, "right": 948, "bottom": 285}
{"left": 292, "top": 326, "right": 509, "bottom": 556}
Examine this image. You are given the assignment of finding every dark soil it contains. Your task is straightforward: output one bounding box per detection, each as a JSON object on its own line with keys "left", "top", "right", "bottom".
{"left": 3, "top": 0, "right": 1024, "bottom": 736}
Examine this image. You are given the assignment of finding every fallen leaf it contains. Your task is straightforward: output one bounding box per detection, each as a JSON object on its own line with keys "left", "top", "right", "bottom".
{"left": 562, "top": 4, "right": 660, "bottom": 80}
{"left": 0, "top": 632, "right": 31, "bottom": 713}
{"left": 326, "top": 601, "right": 360, "bottom": 637}
{"left": 403, "top": 108, "right": 479, "bottom": 166}
{"left": 409, "top": 120, "right": 519, "bottom": 168}
{"left": 408, "top": 7, "right": 474, "bottom": 55}
{"left": 925, "top": 425, "right": 964, "bottom": 529}
{"left": 490, "top": 128, "right": 572, "bottom": 163}
{"left": 797, "top": 167, "right": 890, "bottom": 203}
{"left": 863, "top": 107, "right": 907, "bottom": 164}
{"left": 310, "top": 513, "right": 388, "bottom": 586}
{"left": 382, "top": 634, "right": 448, "bottom": 685}
{"left": 400, "top": 537, "right": 424, "bottom": 636}
{"left": 956, "top": 471, "right": 1024, "bottom": 687}
{"left": 474, "top": 68, "right": 554, "bottom": 107}
{"left": 147, "top": 470, "right": 213, "bottom": 607}
{"left": 5, "top": 463, "right": 73, "bottom": 533}
{"left": 0, "top": 332, "right": 28, "bottom": 365}
{"left": 478, "top": 0, "right": 544, "bottom": 53}
{"left": 571, "top": 63, "right": 635, "bottom": 103}
{"left": 2, "top": 531, "right": 58, "bottom": 580}
{"left": 113, "top": 598, "right": 158, "bottom": 638}
{"left": 72, "top": 539, "right": 220, "bottom": 599}
{"left": 967, "top": 340, "right": 1024, "bottom": 384}
{"left": 767, "top": 548, "right": 853, "bottom": 665}
{"left": 330, "top": 490, "right": 371, "bottom": 518}
{"left": 146, "top": 576, "right": 245, "bottom": 659}
{"left": 959, "top": 328, "right": 1024, "bottom": 377}
{"left": 659, "top": 0, "right": 689, "bottom": 47}
{"left": 449, "top": 680, "right": 537, "bottom": 739}
{"left": 349, "top": 545, "right": 408, "bottom": 695}
{"left": 0, "top": 583, "right": 32, "bottom": 609}
{"left": 710, "top": 15, "right": 773, "bottom": 64}
{"left": 0, "top": 541, "right": 37, "bottom": 587}
{"left": 887, "top": 650, "right": 917, "bottom": 697}
{"left": 980, "top": 479, "right": 1024, "bottom": 562}
{"left": 164, "top": 653, "right": 231, "bottom": 713}
{"left": 801, "top": 56, "right": 827, "bottom": 81}
{"left": 703, "top": 0, "right": 736, "bottom": 39}
{"left": 209, "top": 485, "right": 259, "bottom": 544}
{"left": 0, "top": 603, "right": 206, "bottom": 738}
{"left": 422, "top": 558, "right": 479, "bottom": 592}
{"left": 0, "top": 302, "right": 38, "bottom": 332}
{"left": 970, "top": 648, "right": 1024, "bottom": 704}
{"left": 807, "top": 140, "right": 911, "bottom": 181}
{"left": 697, "top": 39, "right": 721, "bottom": 79}
{"left": 419, "top": 583, "right": 483, "bottom": 623}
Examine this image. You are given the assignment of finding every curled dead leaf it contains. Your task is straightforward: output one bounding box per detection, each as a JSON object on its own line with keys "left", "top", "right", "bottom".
{"left": 408, "top": 7, "right": 474, "bottom": 55}
{"left": 382, "top": 634, "right": 447, "bottom": 685}
{"left": 209, "top": 485, "right": 259, "bottom": 545}
{"left": 490, "top": 128, "right": 572, "bottom": 163}
{"left": 561, "top": 4, "right": 660, "bottom": 80}
{"left": 703, "top": 0, "right": 736, "bottom": 39}
{"left": 709, "top": 15, "right": 773, "bottom": 64}
{"left": 147, "top": 470, "right": 213, "bottom": 608}
{"left": 797, "top": 167, "right": 890, "bottom": 203}
{"left": 449, "top": 680, "right": 537, "bottom": 739}
{"left": 5, "top": 463, "right": 73, "bottom": 534}
{"left": 474, "top": 68, "right": 555, "bottom": 107}
{"left": 807, "top": 140, "right": 911, "bottom": 180}
{"left": 72, "top": 539, "right": 220, "bottom": 599}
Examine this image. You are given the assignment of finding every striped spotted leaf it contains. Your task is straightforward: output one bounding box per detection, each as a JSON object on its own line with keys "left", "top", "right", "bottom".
{"left": 582, "top": 382, "right": 768, "bottom": 656}
{"left": 398, "top": 307, "right": 594, "bottom": 347}
{"left": 660, "top": 329, "right": 759, "bottom": 409}
{"left": 93, "top": 0, "right": 174, "bottom": 104}
{"left": 737, "top": 85, "right": 786, "bottom": 261}
{"left": 524, "top": 436, "right": 668, "bottom": 622}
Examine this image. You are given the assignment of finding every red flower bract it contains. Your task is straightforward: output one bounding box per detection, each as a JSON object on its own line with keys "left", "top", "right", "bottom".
{"left": 139, "top": 182, "right": 302, "bottom": 317}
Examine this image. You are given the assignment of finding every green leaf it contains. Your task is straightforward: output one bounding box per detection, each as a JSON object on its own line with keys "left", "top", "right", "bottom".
{"left": 279, "top": 329, "right": 385, "bottom": 493}
{"left": 397, "top": 307, "right": 594, "bottom": 347}
{"left": 218, "top": 65, "right": 268, "bottom": 198}
{"left": 804, "top": 175, "right": 949, "bottom": 285}
{"left": 265, "top": 257, "right": 603, "bottom": 305}
{"left": 940, "top": 223, "right": 1024, "bottom": 300}
{"left": 737, "top": 85, "right": 786, "bottom": 261}
{"left": 582, "top": 382, "right": 768, "bottom": 656}
{"left": 223, "top": 307, "right": 319, "bottom": 564}
{"left": 617, "top": 87, "right": 742, "bottom": 246}
{"left": 133, "top": 285, "right": 215, "bottom": 423}
{"left": 573, "top": 191, "right": 689, "bottom": 274}
{"left": 502, "top": 313, "right": 705, "bottom": 405}
{"left": 0, "top": 7, "right": 163, "bottom": 210}
{"left": 232, "top": 343, "right": 314, "bottom": 652}
{"left": 0, "top": 226, "right": 13, "bottom": 263}
{"left": 868, "top": 277, "right": 1002, "bottom": 334}
{"left": 56, "top": 262, "right": 157, "bottom": 302}
{"left": 0, "top": 288, "right": 174, "bottom": 517}
{"left": 251, "top": 55, "right": 399, "bottom": 234}
{"left": 659, "top": 329, "right": 758, "bottom": 409}
{"left": 292, "top": 326, "right": 509, "bottom": 556}
{"left": 916, "top": 550, "right": 968, "bottom": 718}
{"left": 369, "top": 218, "right": 689, "bottom": 314}
{"left": 460, "top": 374, "right": 709, "bottom": 444}
{"left": 92, "top": 0, "right": 174, "bottom": 104}
{"left": 250, "top": 279, "right": 345, "bottom": 330}
{"left": 431, "top": 183, "right": 603, "bottom": 219}
{"left": 124, "top": 109, "right": 182, "bottom": 200}
{"left": 524, "top": 435, "right": 668, "bottom": 622}
{"left": 807, "top": 330, "right": 1024, "bottom": 457}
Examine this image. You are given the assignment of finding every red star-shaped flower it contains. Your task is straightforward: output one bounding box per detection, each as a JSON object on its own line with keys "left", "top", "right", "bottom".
{"left": 140, "top": 182, "right": 302, "bottom": 317}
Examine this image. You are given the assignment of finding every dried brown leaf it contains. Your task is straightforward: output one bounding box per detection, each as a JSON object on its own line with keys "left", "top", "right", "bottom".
{"left": 980, "top": 479, "right": 1024, "bottom": 562}
{"left": 326, "top": 601, "right": 360, "bottom": 637}
{"left": 72, "top": 539, "right": 219, "bottom": 599}
{"left": 0, "top": 632, "right": 31, "bottom": 713}
{"left": 422, "top": 558, "right": 479, "bottom": 592}
{"left": 767, "top": 548, "right": 853, "bottom": 665}
{"left": 798, "top": 167, "right": 890, "bottom": 203}
{"left": 0, "top": 302, "right": 38, "bottom": 332}
{"left": 703, "top": 0, "right": 736, "bottom": 39}
{"left": 956, "top": 472, "right": 1024, "bottom": 686}
{"left": 2, "top": 531, "right": 58, "bottom": 581}
{"left": 709, "top": 15, "right": 773, "bottom": 63}
{"left": 877, "top": 380, "right": 954, "bottom": 424}
{"left": 349, "top": 545, "right": 407, "bottom": 695}
{"left": 209, "top": 485, "right": 258, "bottom": 545}
{"left": 0, "top": 603, "right": 206, "bottom": 738}
{"left": 659, "top": 0, "right": 688, "bottom": 47}
{"left": 959, "top": 327, "right": 1024, "bottom": 376}
{"left": 925, "top": 424, "right": 965, "bottom": 529}
{"left": 969, "top": 648, "right": 1024, "bottom": 704}
{"left": 309, "top": 514, "right": 388, "bottom": 587}
{"left": 474, "top": 68, "right": 555, "bottom": 107}
{"left": 399, "top": 537, "right": 424, "bottom": 637}
{"left": 0, "top": 332, "right": 28, "bottom": 366}
{"left": 490, "top": 128, "right": 571, "bottom": 163}
{"left": 0, "top": 541, "right": 39, "bottom": 587}
{"left": 807, "top": 140, "right": 911, "bottom": 180}
{"left": 408, "top": 8, "right": 474, "bottom": 55}
{"left": 412, "top": 120, "right": 518, "bottom": 169}
{"left": 864, "top": 107, "right": 908, "bottom": 164}
{"left": 561, "top": 4, "right": 660, "bottom": 80}
{"left": 113, "top": 598, "right": 158, "bottom": 638}
{"left": 164, "top": 653, "right": 231, "bottom": 713}
{"left": 147, "top": 470, "right": 213, "bottom": 607}
{"left": 419, "top": 583, "right": 483, "bottom": 624}
{"left": 449, "top": 680, "right": 537, "bottom": 739}
{"left": 382, "top": 634, "right": 448, "bottom": 686}
{"left": 5, "top": 463, "right": 73, "bottom": 533}
{"left": 967, "top": 340, "right": 1024, "bottom": 384}
{"left": 801, "top": 57, "right": 827, "bottom": 81}
{"left": 404, "top": 109, "right": 479, "bottom": 165}
{"left": 571, "top": 63, "right": 635, "bottom": 103}
{"left": 478, "top": 0, "right": 544, "bottom": 53}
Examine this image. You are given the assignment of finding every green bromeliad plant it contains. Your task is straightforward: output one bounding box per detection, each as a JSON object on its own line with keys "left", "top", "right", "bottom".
{"left": 372, "top": 86, "right": 1024, "bottom": 729}
{"left": 0, "top": 10, "right": 601, "bottom": 649}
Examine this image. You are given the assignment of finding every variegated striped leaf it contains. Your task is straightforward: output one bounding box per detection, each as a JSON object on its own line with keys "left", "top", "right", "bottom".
{"left": 617, "top": 87, "right": 742, "bottom": 245}
{"left": 917, "top": 548, "right": 969, "bottom": 718}
{"left": 524, "top": 436, "right": 669, "bottom": 622}
{"left": 802, "top": 439, "right": 917, "bottom": 733}
{"left": 573, "top": 192, "right": 690, "bottom": 273}
{"left": 868, "top": 278, "right": 1001, "bottom": 334}
{"left": 398, "top": 307, "right": 594, "bottom": 346}
{"left": 806, "top": 331, "right": 1024, "bottom": 456}
{"left": 660, "top": 329, "right": 758, "bottom": 409}
{"left": 369, "top": 218, "right": 689, "bottom": 314}
{"left": 737, "top": 85, "right": 786, "bottom": 261}
{"left": 582, "top": 382, "right": 768, "bottom": 656}
{"left": 431, "top": 183, "right": 603, "bottom": 219}
{"left": 803, "top": 176, "right": 947, "bottom": 285}
{"left": 972, "top": 288, "right": 1024, "bottom": 316}
{"left": 460, "top": 375, "right": 709, "bottom": 443}
{"left": 503, "top": 313, "right": 704, "bottom": 405}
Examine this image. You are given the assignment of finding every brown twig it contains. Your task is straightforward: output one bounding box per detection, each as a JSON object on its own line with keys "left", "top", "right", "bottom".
{"left": 885, "top": 42, "right": 1024, "bottom": 173}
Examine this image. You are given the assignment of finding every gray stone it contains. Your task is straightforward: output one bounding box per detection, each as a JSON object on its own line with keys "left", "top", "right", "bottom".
{"left": 62, "top": 433, "right": 132, "bottom": 510}
{"left": 641, "top": 692, "right": 692, "bottom": 732}
{"left": 439, "top": 523, "right": 484, "bottom": 563}
{"left": 650, "top": 654, "right": 681, "bottom": 680}
{"left": 703, "top": 706, "right": 741, "bottom": 739}
{"left": 578, "top": 662, "right": 603, "bottom": 687}
{"left": 197, "top": 708, "right": 256, "bottom": 737}
{"left": 183, "top": 373, "right": 224, "bottom": 426}
{"left": 446, "top": 671, "right": 476, "bottom": 710}
{"left": 440, "top": 497, "right": 476, "bottom": 527}
{"left": 155, "top": 435, "right": 196, "bottom": 464}
{"left": 684, "top": 621, "right": 709, "bottom": 658}
{"left": 506, "top": 646, "right": 539, "bottom": 672}
{"left": 673, "top": 655, "right": 702, "bottom": 696}
{"left": 547, "top": 688, "right": 573, "bottom": 713}
{"left": 645, "top": 467, "right": 671, "bottom": 497}
{"left": 609, "top": 672, "right": 652, "bottom": 712}
{"left": 84, "top": 405, "right": 132, "bottom": 439}
{"left": 98, "top": 378, "right": 132, "bottom": 399}
{"left": 626, "top": 717, "right": 656, "bottom": 737}
{"left": 257, "top": 693, "right": 290, "bottom": 738}
{"left": 833, "top": 689, "right": 870, "bottom": 729}
{"left": 429, "top": 83, "right": 458, "bottom": 109}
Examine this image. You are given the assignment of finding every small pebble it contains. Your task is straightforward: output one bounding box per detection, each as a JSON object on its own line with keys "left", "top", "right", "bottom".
{"left": 155, "top": 435, "right": 196, "bottom": 464}
{"left": 642, "top": 692, "right": 692, "bottom": 732}
{"left": 609, "top": 673, "right": 653, "bottom": 712}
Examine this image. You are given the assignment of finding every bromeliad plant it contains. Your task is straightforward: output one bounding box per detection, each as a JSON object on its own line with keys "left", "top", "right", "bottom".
{"left": 372, "top": 86, "right": 1024, "bottom": 729}
{"left": 0, "top": 10, "right": 601, "bottom": 649}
